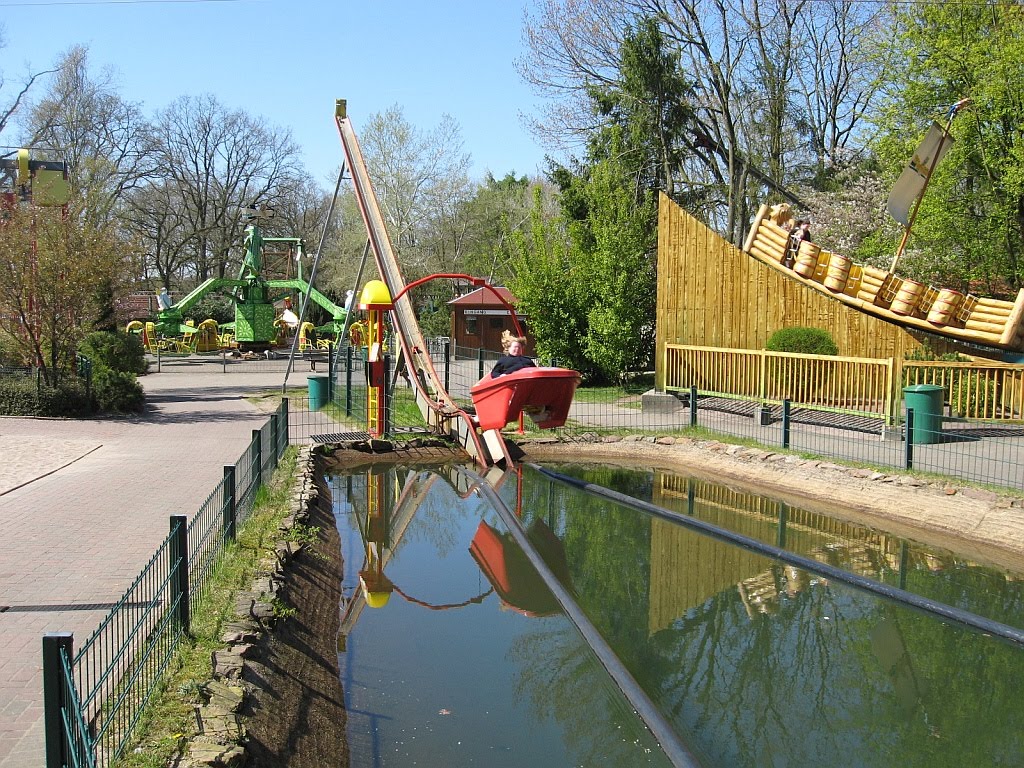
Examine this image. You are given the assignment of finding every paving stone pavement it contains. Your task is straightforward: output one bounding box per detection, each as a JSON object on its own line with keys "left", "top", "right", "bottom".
{"left": 0, "top": 371, "right": 290, "bottom": 768}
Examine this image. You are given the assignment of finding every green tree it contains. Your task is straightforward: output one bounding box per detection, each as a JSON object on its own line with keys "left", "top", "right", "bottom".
{"left": 0, "top": 202, "right": 129, "bottom": 383}
{"left": 870, "top": 1, "right": 1024, "bottom": 292}
{"left": 508, "top": 142, "right": 656, "bottom": 384}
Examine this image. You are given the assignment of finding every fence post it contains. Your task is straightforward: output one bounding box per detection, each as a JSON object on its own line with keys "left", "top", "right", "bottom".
{"left": 280, "top": 398, "right": 289, "bottom": 454}
{"left": 777, "top": 503, "right": 789, "bottom": 548}
{"left": 223, "top": 466, "right": 236, "bottom": 543}
{"left": 689, "top": 385, "right": 698, "bottom": 427}
{"left": 328, "top": 344, "right": 335, "bottom": 402}
{"left": 759, "top": 349, "right": 767, "bottom": 402}
{"left": 42, "top": 632, "right": 74, "bottom": 768}
{"left": 345, "top": 346, "right": 353, "bottom": 417}
{"left": 904, "top": 409, "right": 915, "bottom": 470}
{"left": 170, "top": 514, "right": 190, "bottom": 634}
{"left": 269, "top": 412, "right": 279, "bottom": 471}
{"left": 477, "top": 348, "right": 485, "bottom": 381}
{"left": 444, "top": 338, "right": 451, "bottom": 394}
{"left": 782, "top": 399, "right": 791, "bottom": 449}
{"left": 252, "top": 429, "right": 263, "bottom": 489}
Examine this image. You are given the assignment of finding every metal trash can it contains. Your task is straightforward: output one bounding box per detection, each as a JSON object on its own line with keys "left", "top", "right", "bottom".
{"left": 903, "top": 384, "right": 944, "bottom": 444}
{"left": 308, "top": 375, "right": 330, "bottom": 411}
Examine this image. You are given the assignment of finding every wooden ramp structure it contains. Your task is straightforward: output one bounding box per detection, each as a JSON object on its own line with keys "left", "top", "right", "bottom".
{"left": 655, "top": 194, "right": 1024, "bottom": 396}
{"left": 743, "top": 203, "right": 1024, "bottom": 353}
{"left": 335, "top": 100, "right": 510, "bottom": 466}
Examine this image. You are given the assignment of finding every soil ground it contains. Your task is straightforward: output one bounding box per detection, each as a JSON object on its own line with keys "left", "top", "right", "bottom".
{"left": 240, "top": 484, "right": 349, "bottom": 768}
{"left": 240, "top": 436, "right": 1024, "bottom": 765}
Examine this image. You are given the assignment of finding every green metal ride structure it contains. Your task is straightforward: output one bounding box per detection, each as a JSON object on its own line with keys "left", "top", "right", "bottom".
{"left": 153, "top": 215, "right": 347, "bottom": 350}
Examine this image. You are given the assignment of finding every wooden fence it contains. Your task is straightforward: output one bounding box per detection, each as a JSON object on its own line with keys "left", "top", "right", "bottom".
{"left": 903, "top": 361, "right": 1024, "bottom": 420}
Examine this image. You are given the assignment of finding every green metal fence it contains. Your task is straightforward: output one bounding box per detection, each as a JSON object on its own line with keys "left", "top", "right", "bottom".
{"left": 42, "top": 399, "right": 290, "bottom": 768}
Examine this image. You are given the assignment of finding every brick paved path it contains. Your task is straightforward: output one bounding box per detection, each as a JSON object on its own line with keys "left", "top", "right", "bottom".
{"left": 0, "top": 372, "right": 285, "bottom": 767}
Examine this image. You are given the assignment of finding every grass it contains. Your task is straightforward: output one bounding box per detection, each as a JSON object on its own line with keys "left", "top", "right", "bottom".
{"left": 113, "top": 446, "right": 302, "bottom": 768}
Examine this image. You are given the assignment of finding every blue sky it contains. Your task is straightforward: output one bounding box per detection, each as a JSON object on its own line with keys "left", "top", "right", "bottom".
{"left": 0, "top": 0, "right": 552, "bottom": 187}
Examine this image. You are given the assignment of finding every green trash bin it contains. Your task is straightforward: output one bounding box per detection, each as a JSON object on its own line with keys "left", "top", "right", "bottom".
{"left": 903, "top": 384, "right": 944, "bottom": 444}
{"left": 308, "top": 375, "right": 330, "bottom": 411}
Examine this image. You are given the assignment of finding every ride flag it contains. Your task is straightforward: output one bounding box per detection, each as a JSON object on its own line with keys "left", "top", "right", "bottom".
{"left": 886, "top": 120, "right": 954, "bottom": 227}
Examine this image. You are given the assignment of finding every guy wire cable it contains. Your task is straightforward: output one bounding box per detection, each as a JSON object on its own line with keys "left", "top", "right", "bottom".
{"left": 452, "top": 464, "right": 704, "bottom": 768}
{"left": 528, "top": 463, "right": 1024, "bottom": 647}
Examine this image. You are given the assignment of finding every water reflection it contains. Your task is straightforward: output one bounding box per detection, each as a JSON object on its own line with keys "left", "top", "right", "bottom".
{"left": 330, "top": 462, "right": 1024, "bottom": 767}
{"left": 331, "top": 464, "right": 673, "bottom": 768}
{"left": 520, "top": 463, "right": 1024, "bottom": 767}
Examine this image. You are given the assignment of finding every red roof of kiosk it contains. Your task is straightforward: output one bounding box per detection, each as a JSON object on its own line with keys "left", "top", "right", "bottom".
{"left": 448, "top": 286, "right": 517, "bottom": 306}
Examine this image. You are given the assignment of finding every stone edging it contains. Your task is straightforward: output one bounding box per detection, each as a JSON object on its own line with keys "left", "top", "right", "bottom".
{"left": 178, "top": 445, "right": 320, "bottom": 768}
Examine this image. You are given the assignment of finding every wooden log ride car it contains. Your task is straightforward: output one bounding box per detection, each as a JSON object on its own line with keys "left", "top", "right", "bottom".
{"left": 743, "top": 203, "right": 1024, "bottom": 353}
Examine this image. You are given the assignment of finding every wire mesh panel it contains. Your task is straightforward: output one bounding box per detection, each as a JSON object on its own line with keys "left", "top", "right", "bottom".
{"left": 187, "top": 478, "right": 228, "bottom": 616}
{"left": 71, "top": 530, "right": 181, "bottom": 766}
{"left": 235, "top": 438, "right": 259, "bottom": 522}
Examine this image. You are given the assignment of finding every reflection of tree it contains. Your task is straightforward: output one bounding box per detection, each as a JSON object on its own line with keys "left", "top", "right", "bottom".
{"left": 507, "top": 622, "right": 671, "bottom": 767}
{"left": 519, "top": 466, "right": 1024, "bottom": 766}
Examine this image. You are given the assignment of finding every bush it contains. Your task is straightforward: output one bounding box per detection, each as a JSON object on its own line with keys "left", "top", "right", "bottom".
{"left": 93, "top": 368, "right": 145, "bottom": 413}
{"left": 0, "top": 375, "right": 92, "bottom": 417}
{"left": 766, "top": 327, "right": 839, "bottom": 356}
{"left": 79, "top": 331, "right": 148, "bottom": 375}
{"left": 187, "top": 294, "right": 235, "bottom": 326}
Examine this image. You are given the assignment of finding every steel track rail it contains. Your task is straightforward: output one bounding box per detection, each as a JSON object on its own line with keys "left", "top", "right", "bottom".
{"left": 530, "top": 463, "right": 1024, "bottom": 647}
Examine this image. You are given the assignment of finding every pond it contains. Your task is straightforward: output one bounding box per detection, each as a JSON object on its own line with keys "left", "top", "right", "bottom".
{"left": 329, "top": 462, "right": 1024, "bottom": 767}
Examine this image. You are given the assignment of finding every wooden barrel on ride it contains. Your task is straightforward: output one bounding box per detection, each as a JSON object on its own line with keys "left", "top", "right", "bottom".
{"left": 891, "top": 279, "right": 925, "bottom": 316}
{"left": 793, "top": 243, "right": 820, "bottom": 278}
{"left": 927, "top": 288, "right": 965, "bottom": 326}
{"left": 824, "top": 254, "right": 851, "bottom": 292}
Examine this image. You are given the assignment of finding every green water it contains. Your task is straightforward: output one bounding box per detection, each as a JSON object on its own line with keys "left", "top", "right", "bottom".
{"left": 331, "top": 463, "right": 1024, "bottom": 767}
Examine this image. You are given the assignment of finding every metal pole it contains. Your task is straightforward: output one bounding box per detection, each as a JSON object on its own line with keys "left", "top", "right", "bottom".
{"left": 281, "top": 397, "right": 290, "bottom": 452}
{"left": 443, "top": 338, "right": 451, "bottom": 394}
{"left": 782, "top": 399, "right": 791, "bottom": 449}
{"left": 689, "top": 385, "right": 698, "bottom": 427}
{"left": 905, "top": 409, "right": 915, "bottom": 470}
{"left": 284, "top": 160, "right": 348, "bottom": 391}
{"left": 383, "top": 353, "right": 393, "bottom": 436}
{"left": 252, "top": 429, "right": 263, "bottom": 489}
{"left": 345, "top": 346, "right": 353, "bottom": 417}
{"left": 42, "top": 632, "right": 74, "bottom": 768}
{"left": 223, "top": 466, "right": 236, "bottom": 543}
{"left": 170, "top": 514, "right": 190, "bottom": 634}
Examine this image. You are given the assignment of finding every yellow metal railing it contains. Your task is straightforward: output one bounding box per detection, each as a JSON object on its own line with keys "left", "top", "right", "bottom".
{"left": 903, "top": 361, "right": 1024, "bottom": 420}
{"left": 664, "top": 345, "right": 1024, "bottom": 423}
{"left": 664, "top": 345, "right": 896, "bottom": 422}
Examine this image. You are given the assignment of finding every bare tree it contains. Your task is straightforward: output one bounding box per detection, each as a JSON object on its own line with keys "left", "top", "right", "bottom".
{"left": 794, "top": 0, "right": 883, "bottom": 172}
{"left": 25, "top": 46, "right": 155, "bottom": 225}
{"left": 149, "top": 94, "right": 301, "bottom": 284}
{"left": 122, "top": 180, "right": 193, "bottom": 292}
{"left": 357, "top": 104, "right": 472, "bottom": 276}
{"left": 520, "top": 0, "right": 882, "bottom": 243}
{"left": 0, "top": 29, "right": 57, "bottom": 146}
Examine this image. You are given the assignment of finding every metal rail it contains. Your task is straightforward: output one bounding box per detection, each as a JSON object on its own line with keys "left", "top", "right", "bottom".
{"left": 531, "top": 464, "right": 1024, "bottom": 647}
